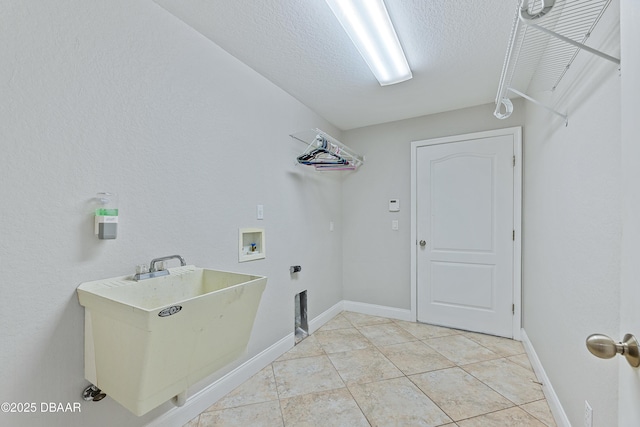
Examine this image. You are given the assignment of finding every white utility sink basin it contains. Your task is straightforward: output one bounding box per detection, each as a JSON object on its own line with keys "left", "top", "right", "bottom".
{"left": 77, "top": 265, "right": 267, "bottom": 416}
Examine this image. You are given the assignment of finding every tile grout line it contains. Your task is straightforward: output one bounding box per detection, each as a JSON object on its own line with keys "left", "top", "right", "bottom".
{"left": 335, "top": 323, "right": 455, "bottom": 427}
{"left": 322, "top": 318, "right": 428, "bottom": 424}
{"left": 339, "top": 315, "right": 547, "bottom": 425}
{"left": 342, "top": 323, "right": 459, "bottom": 425}
{"left": 321, "top": 315, "right": 509, "bottom": 425}
{"left": 519, "top": 398, "right": 559, "bottom": 427}
{"left": 343, "top": 383, "right": 374, "bottom": 427}
{"left": 403, "top": 373, "right": 458, "bottom": 425}
{"left": 382, "top": 317, "right": 546, "bottom": 425}
{"left": 284, "top": 317, "right": 370, "bottom": 426}
{"left": 452, "top": 402, "right": 555, "bottom": 426}
{"left": 453, "top": 351, "right": 552, "bottom": 426}
{"left": 459, "top": 356, "right": 545, "bottom": 407}
{"left": 189, "top": 311, "right": 554, "bottom": 427}
{"left": 270, "top": 363, "right": 287, "bottom": 427}
{"left": 458, "top": 356, "right": 521, "bottom": 404}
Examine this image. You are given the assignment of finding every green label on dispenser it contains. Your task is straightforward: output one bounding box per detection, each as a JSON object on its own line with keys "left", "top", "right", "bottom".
{"left": 96, "top": 208, "right": 118, "bottom": 216}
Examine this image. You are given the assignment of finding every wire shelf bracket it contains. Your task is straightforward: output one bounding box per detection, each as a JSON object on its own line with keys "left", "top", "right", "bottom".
{"left": 494, "top": 0, "right": 620, "bottom": 126}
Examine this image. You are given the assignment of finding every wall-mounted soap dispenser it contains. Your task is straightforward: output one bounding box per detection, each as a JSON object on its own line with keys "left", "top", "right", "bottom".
{"left": 95, "top": 192, "right": 118, "bottom": 239}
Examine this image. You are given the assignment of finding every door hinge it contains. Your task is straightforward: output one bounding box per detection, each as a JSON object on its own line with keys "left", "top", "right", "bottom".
{"left": 513, "top": 155, "right": 516, "bottom": 167}
{"left": 513, "top": 230, "right": 515, "bottom": 241}
{"left": 512, "top": 304, "right": 515, "bottom": 314}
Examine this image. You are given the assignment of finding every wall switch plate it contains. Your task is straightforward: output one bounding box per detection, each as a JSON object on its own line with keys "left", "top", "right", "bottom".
{"left": 392, "top": 220, "right": 399, "bottom": 230}
{"left": 584, "top": 401, "right": 593, "bottom": 427}
{"left": 257, "top": 204, "right": 264, "bottom": 220}
{"left": 329, "top": 221, "right": 334, "bottom": 232}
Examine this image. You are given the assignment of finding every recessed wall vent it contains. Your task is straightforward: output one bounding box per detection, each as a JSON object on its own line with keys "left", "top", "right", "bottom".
{"left": 294, "top": 291, "right": 308, "bottom": 344}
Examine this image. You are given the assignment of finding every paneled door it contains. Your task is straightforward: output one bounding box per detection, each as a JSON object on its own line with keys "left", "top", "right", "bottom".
{"left": 413, "top": 129, "right": 520, "bottom": 338}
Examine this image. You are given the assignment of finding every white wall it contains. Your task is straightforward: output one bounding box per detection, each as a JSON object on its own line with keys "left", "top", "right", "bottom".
{"left": 341, "top": 102, "right": 525, "bottom": 309}
{"left": 0, "top": 1, "right": 343, "bottom": 426}
{"left": 521, "top": 3, "right": 621, "bottom": 425}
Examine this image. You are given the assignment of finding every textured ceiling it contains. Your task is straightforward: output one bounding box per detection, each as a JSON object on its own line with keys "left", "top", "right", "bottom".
{"left": 154, "top": 0, "right": 516, "bottom": 130}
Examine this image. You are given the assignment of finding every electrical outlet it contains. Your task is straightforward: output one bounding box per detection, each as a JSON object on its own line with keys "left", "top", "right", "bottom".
{"left": 584, "top": 401, "right": 593, "bottom": 427}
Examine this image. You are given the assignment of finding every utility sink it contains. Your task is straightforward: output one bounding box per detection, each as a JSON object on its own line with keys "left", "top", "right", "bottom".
{"left": 77, "top": 265, "right": 267, "bottom": 416}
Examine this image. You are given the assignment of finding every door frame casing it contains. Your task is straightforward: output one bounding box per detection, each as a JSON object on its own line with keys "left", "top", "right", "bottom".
{"left": 410, "top": 127, "right": 523, "bottom": 340}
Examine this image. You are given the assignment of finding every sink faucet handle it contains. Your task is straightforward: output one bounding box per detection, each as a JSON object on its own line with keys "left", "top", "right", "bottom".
{"left": 136, "top": 264, "right": 149, "bottom": 274}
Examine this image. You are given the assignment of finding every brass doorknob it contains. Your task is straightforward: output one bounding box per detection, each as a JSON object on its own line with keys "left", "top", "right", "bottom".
{"left": 586, "top": 333, "right": 640, "bottom": 367}
{"left": 419, "top": 240, "right": 426, "bottom": 247}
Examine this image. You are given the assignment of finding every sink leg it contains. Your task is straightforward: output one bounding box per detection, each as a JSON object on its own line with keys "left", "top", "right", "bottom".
{"left": 173, "top": 390, "right": 187, "bottom": 407}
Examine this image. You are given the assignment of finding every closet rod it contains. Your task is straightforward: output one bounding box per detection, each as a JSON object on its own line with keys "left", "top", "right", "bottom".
{"left": 494, "top": 0, "right": 619, "bottom": 122}
{"left": 508, "top": 88, "right": 568, "bottom": 125}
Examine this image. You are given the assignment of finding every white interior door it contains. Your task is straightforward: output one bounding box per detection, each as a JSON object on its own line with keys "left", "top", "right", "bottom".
{"left": 414, "top": 132, "right": 516, "bottom": 338}
{"left": 618, "top": 1, "right": 640, "bottom": 424}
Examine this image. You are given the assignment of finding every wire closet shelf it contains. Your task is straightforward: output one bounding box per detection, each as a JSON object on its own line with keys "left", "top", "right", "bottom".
{"left": 290, "top": 128, "right": 365, "bottom": 171}
{"left": 494, "top": 0, "right": 619, "bottom": 125}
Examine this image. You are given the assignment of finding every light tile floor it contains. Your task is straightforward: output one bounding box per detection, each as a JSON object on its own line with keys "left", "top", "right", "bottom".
{"left": 184, "top": 312, "right": 556, "bottom": 427}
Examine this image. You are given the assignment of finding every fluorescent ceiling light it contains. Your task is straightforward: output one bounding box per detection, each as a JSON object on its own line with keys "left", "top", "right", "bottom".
{"left": 324, "top": 0, "right": 412, "bottom": 86}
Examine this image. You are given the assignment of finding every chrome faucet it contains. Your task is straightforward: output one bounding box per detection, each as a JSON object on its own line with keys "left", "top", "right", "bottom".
{"left": 133, "top": 255, "right": 187, "bottom": 281}
{"left": 150, "top": 255, "right": 186, "bottom": 272}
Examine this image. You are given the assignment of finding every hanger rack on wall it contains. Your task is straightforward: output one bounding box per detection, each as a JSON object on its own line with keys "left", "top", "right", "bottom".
{"left": 494, "top": 0, "right": 619, "bottom": 125}
{"left": 290, "top": 128, "right": 365, "bottom": 171}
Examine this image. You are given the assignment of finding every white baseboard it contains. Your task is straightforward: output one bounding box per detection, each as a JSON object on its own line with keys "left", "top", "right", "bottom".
{"left": 146, "top": 333, "right": 293, "bottom": 427}
{"left": 309, "top": 300, "right": 344, "bottom": 334}
{"left": 343, "top": 300, "right": 412, "bottom": 321}
{"left": 521, "top": 329, "right": 570, "bottom": 427}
